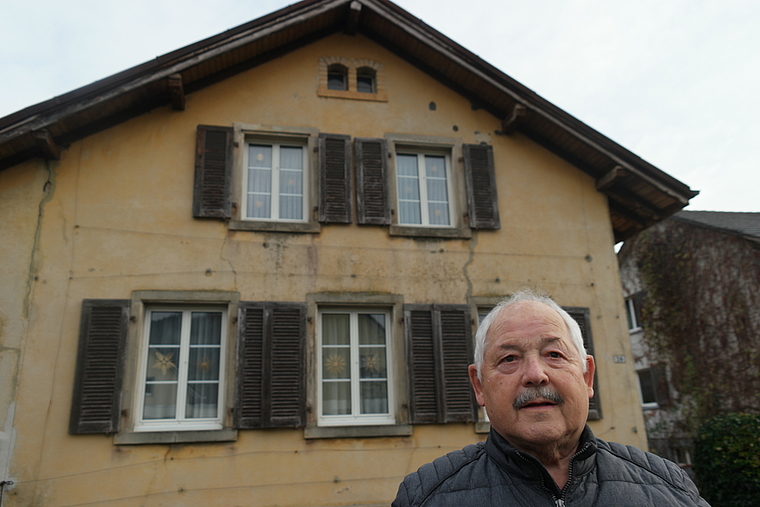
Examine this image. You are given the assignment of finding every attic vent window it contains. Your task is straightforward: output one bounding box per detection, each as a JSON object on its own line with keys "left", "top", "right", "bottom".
{"left": 356, "top": 67, "right": 376, "bottom": 93}
{"left": 318, "top": 57, "right": 387, "bottom": 102}
{"left": 328, "top": 64, "right": 348, "bottom": 91}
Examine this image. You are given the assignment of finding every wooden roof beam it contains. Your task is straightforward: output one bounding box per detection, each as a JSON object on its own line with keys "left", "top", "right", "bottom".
{"left": 31, "top": 129, "right": 60, "bottom": 160}
{"left": 596, "top": 165, "right": 628, "bottom": 191}
{"left": 501, "top": 103, "right": 527, "bottom": 135}
{"left": 345, "top": 1, "right": 362, "bottom": 35}
{"left": 168, "top": 73, "right": 186, "bottom": 111}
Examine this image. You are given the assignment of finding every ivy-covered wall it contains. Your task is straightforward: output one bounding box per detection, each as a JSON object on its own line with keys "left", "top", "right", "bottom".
{"left": 619, "top": 216, "right": 760, "bottom": 444}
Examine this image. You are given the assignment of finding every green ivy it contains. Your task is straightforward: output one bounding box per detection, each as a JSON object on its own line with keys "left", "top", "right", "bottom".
{"left": 693, "top": 413, "right": 760, "bottom": 507}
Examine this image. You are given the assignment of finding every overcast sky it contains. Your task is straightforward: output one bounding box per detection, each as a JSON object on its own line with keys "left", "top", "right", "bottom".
{"left": 2, "top": 0, "right": 757, "bottom": 212}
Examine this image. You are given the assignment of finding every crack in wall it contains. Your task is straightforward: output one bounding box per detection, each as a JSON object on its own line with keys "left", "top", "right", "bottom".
{"left": 23, "top": 161, "right": 57, "bottom": 320}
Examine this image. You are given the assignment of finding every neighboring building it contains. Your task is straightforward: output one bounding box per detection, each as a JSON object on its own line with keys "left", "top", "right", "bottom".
{"left": 619, "top": 210, "right": 760, "bottom": 473}
{"left": 0, "top": 1, "right": 697, "bottom": 505}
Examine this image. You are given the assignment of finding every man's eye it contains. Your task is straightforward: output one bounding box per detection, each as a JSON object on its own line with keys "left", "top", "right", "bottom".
{"left": 503, "top": 355, "right": 516, "bottom": 363}
{"left": 549, "top": 351, "right": 561, "bottom": 358}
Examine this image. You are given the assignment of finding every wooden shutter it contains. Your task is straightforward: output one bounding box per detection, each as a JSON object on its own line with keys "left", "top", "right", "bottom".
{"left": 69, "top": 299, "right": 130, "bottom": 434}
{"left": 405, "top": 304, "right": 476, "bottom": 424}
{"left": 319, "top": 133, "right": 351, "bottom": 223}
{"left": 564, "top": 306, "right": 602, "bottom": 420}
{"left": 193, "top": 125, "right": 233, "bottom": 218}
{"left": 463, "top": 144, "right": 500, "bottom": 229}
{"left": 355, "top": 138, "right": 390, "bottom": 224}
{"left": 236, "top": 302, "right": 306, "bottom": 429}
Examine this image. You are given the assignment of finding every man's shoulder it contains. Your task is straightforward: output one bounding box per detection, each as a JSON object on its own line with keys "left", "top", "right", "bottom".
{"left": 593, "top": 437, "right": 694, "bottom": 490}
{"left": 393, "top": 441, "right": 488, "bottom": 507}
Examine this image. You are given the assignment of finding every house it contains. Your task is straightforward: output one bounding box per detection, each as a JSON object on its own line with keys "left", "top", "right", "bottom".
{"left": 618, "top": 210, "right": 760, "bottom": 472}
{"left": 0, "top": 0, "right": 698, "bottom": 505}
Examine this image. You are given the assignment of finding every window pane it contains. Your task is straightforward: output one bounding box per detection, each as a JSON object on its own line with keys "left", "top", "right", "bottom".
{"left": 397, "top": 154, "right": 418, "bottom": 176}
{"left": 360, "top": 347, "right": 387, "bottom": 379}
{"left": 188, "top": 347, "right": 220, "bottom": 381}
{"left": 279, "top": 146, "right": 302, "bottom": 170}
{"left": 358, "top": 314, "right": 386, "bottom": 345}
{"left": 322, "top": 314, "right": 350, "bottom": 345}
{"left": 248, "top": 168, "right": 272, "bottom": 193}
{"left": 428, "top": 202, "right": 450, "bottom": 226}
{"left": 190, "top": 312, "right": 222, "bottom": 345}
{"left": 327, "top": 67, "right": 347, "bottom": 90}
{"left": 185, "top": 382, "right": 219, "bottom": 419}
{"left": 399, "top": 201, "right": 421, "bottom": 224}
{"left": 146, "top": 347, "right": 180, "bottom": 382}
{"left": 249, "top": 145, "right": 272, "bottom": 168}
{"left": 149, "top": 312, "right": 182, "bottom": 345}
{"left": 360, "top": 380, "right": 388, "bottom": 414}
{"left": 323, "top": 347, "right": 350, "bottom": 380}
{"left": 426, "top": 178, "right": 448, "bottom": 203}
{"left": 143, "top": 383, "right": 177, "bottom": 420}
{"left": 323, "top": 381, "right": 351, "bottom": 415}
{"left": 247, "top": 193, "right": 271, "bottom": 219}
{"left": 638, "top": 369, "right": 657, "bottom": 404}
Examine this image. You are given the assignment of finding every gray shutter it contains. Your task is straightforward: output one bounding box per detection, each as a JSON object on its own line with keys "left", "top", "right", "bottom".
{"left": 319, "top": 133, "right": 352, "bottom": 223}
{"left": 193, "top": 125, "right": 233, "bottom": 218}
{"left": 405, "top": 304, "right": 476, "bottom": 424}
{"left": 564, "top": 306, "right": 602, "bottom": 420}
{"left": 355, "top": 137, "right": 390, "bottom": 224}
{"left": 463, "top": 144, "right": 500, "bottom": 229}
{"left": 236, "top": 302, "right": 306, "bottom": 429}
{"left": 69, "top": 299, "right": 130, "bottom": 434}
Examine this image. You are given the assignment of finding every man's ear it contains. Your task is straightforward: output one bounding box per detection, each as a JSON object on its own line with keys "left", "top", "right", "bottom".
{"left": 469, "top": 364, "right": 486, "bottom": 406}
{"left": 584, "top": 355, "right": 596, "bottom": 399}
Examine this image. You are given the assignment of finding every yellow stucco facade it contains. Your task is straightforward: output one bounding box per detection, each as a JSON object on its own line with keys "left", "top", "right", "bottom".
{"left": 0, "top": 32, "right": 646, "bottom": 506}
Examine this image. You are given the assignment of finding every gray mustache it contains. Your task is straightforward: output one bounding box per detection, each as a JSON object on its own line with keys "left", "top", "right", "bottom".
{"left": 513, "top": 386, "right": 564, "bottom": 409}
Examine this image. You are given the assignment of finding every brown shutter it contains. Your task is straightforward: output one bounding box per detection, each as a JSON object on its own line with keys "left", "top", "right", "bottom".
{"left": 355, "top": 138, "right": 390, "bottom": 224}
{"left": 405, "top": 306, "right": 440, "bottom": 424}
{"left": 405, "top": 304, "right": 476, "bottom": 424}
{"left": 564, "top": 306, "right": 602, "bottom": 420}
{"left": 463, "top": 144, "right": 500, "bottom": 229}
{"left": 193, "top": 125, "right": 233, "bottom": 218}
{"left": 319, "top": 133, "right": 352, "bottom": 223}
{"left": 236, "top": 302, "right": 306, "bottom": 429}
{"left": 438, "top": 306, "right": 476, "bottom": 422}
{"left": 69, "top": 299, "right": 130, "bottom": 434}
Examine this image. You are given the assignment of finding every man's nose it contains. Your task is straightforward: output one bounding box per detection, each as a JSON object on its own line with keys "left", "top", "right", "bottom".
{"left": 521, "top": 355, "right": 549, "bottom": 386}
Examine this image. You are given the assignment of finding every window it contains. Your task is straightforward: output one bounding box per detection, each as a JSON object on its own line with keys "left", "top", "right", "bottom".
{"left": 625, "top": 297, "right": 641, "bottom": 331}
{"left": 356, "top": 67, "right": 376, "bottom": 93}
{"left": 636, "top": 364, "right": 670, "bottom": 409}
{"left": 318, "top": 308, "right": 394, "bottom": 426}
{"left": 327, "top": 64, "right": 348, "bottom": 91}
{"left": 70, "top": 294, "right": 309, "bottom": 444}
{"left": 135, "top": 307, "right": 226, "bottom": 431}
{"left": 244, "top": 140, "right": 308, "bottom": 222}
{"left": 396, "top": 151, "right": 453, "bottom": 227}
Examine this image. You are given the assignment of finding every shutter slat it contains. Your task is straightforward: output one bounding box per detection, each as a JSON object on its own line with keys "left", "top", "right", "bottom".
{"left": 319, "top": 134, "right": 351, "bottom": 223}
{"left": 355, "top": 138, "right": 390, "bottom": 224}
{"left": 463, "top": 144, "right": 500, "bottom": 229}
{"left": 193, "top": 125, "right": 233, "bottom": 218}
{"left": 70, "top": 300, "right": 130, "bottom": 434}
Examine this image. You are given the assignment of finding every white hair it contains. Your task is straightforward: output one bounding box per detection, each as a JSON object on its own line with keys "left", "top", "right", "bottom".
{"left": 474, "top": 289, "right": 587, "bottom": 378}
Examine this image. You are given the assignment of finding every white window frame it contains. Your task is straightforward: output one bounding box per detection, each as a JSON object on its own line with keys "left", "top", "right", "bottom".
{"left": 394, "top": 148, "right": 455, "bottom": 228}
{"left": 242, "top": 136, "right": 309, "bottom": 223}
{"left": 625, "top": 298, "right": 641, "bottom": 332}
{"left": 317, "top": 307, "right": 395, "bottom": 427}
{"left": 134, "top": 305, "right": 227, "bottom": 432}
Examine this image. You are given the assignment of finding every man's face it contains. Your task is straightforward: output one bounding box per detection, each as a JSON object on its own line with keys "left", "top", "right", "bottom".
{"left": 469, "top": 301, "right": 595, "bottom": 455}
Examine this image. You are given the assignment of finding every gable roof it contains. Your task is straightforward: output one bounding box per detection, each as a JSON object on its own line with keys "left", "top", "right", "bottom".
{"left": 0, "top": 0, "right": 697, "bottom": 242}
{"left": 673, "top": 210, "right": 760, "bottom": 242}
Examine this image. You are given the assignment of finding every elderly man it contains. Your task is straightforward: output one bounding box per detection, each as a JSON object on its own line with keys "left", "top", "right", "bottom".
{"left": 393, "top": 290, "right": 709, "bottom": 506}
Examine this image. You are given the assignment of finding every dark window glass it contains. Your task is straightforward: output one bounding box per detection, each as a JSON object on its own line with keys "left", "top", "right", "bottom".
{"left": 328, "top": 65, "right": 348, "bottom": 90}
{"left": 357, "top": 67, "right": 376, "bottom": 93}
